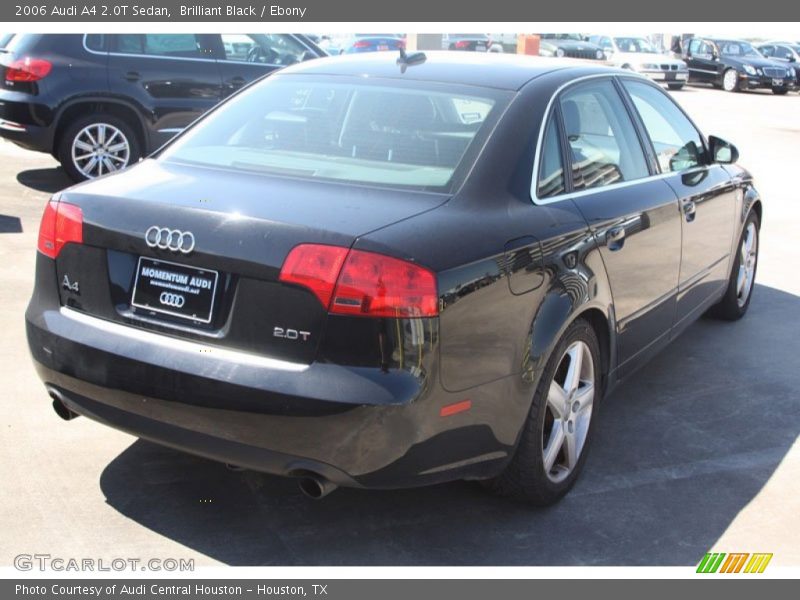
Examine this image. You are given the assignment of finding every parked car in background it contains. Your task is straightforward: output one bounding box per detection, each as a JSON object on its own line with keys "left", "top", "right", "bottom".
{"left": 442, "top": 34, "right": 499, "bottom": 53}
{"left": 683, "top": 37, "right": 796, "bottom": 94}
{"left": 589, "top": 35, "right": 689, "bottom": 90}
{"left": 757, "top": 41, "right": 800, "bottom": 88}
{"left": 538, "top": 34, "right": 605, "bottom": 60}
{"left": 0, "top": 34, "right": 13, "bottom": 48}
{"left": 0, "top": 33, "right": 325, "bottom": 181}
{"left": 338, "top": 34, "right": 405, "bottom": 54}
{"left": 26, "top": 52, "right": 761, "bottom": 505}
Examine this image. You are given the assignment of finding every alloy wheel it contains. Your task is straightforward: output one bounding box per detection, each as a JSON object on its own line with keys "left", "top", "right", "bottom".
{"left": 723, "top": 69, "right": 739, "bottom": 92}
{"left": 70, "top": 123, "right": 131, "bottom": 179}
{"left": 542, "top": 340, "right": 595, "bottom": 483}
{"left": 736, "top": 222, "right": 758, "bottom": 307}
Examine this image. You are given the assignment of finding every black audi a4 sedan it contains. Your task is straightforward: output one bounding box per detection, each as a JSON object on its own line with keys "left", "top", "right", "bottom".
{"left": 26, "top": 52, "right": 762, "bottom": 505}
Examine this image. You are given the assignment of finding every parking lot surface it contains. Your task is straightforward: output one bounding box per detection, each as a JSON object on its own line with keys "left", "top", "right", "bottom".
{"left": 1, "top": 85, "right": 799, "bottom": 567}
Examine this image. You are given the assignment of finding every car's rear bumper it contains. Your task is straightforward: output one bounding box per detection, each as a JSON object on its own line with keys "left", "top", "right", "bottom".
{"left": 0, "top": 95, "right": 55, "bottom": 152}
{"left": 26, "top": 300, "right": 514, "bottom": 489}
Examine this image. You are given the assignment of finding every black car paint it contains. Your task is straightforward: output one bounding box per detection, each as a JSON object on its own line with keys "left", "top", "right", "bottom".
{"left": 683, "top": 37, "right": 796, "bottom": 91}
{"left": 25, "top": 54, "right": 761, "bottom": 490}
{"left": 0, "top": 33, "right": 326, "bottom": 156}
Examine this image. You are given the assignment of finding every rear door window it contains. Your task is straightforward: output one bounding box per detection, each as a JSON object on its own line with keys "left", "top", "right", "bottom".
{"left": 558, "top": 79, "right": 649, "bottom": 191}
{"left": 113, "top": 34, "right": 204, "bottom": 59}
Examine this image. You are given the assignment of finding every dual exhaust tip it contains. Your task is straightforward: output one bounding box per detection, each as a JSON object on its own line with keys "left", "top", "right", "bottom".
{"left": 49, "top": 389, "right": 337, "bottom": 499}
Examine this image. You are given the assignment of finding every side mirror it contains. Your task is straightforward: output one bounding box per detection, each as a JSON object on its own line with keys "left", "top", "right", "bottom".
{"left": 711, "top": 50, "right": 720, "bottom": 60}
{"left": 789, "top": 55, "right": 797, "bottom": 63}
{"left": 709, "top": 135, "right": 739, "bottom": 164}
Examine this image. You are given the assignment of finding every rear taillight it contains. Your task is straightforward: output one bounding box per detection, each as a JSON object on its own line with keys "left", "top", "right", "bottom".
{"left": 37, "top": 200, "right": 83, "bottom": 259}
{"left": 279, "top": 244, "right": 438, "bottom": 318}
{"left": 5, "top": 57, "right": 52, "bottom": 82}
{"left": 353, "top": 40, "right": 371, "bottom": 48}
{"left": 455, "top": 40, "right": 471, "bottom": 49}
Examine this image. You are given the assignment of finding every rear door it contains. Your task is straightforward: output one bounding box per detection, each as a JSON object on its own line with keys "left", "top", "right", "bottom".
{"left": 210, "top": 34, "right": 318, "bottom": 99}
{"left": 549, "top": 78, "right": 682, "bottom": 375}
{"left": 107, "top": 34, "right": 223, "bottom": 150}
{"left": 620, "top": 78, "right": 736, "bottom": 330}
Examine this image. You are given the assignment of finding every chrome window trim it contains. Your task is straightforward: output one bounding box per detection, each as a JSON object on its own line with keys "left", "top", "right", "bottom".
{"left": 83, "top": 33, "right": 316, "bottom": 68}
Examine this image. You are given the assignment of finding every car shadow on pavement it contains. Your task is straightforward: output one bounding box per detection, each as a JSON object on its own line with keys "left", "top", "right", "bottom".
{"left": 0, "top": 214, "right": 22, "bottom": 233}
{"left": 16, "top": 167, "right": 73, "bottom": 194}
{"left": 98, "top": 283, "right": 800, "bottom": 566}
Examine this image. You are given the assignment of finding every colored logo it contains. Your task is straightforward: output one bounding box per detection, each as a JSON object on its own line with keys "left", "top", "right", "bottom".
{"left": 696, "top": 552, "right": 773, "bottom": 574}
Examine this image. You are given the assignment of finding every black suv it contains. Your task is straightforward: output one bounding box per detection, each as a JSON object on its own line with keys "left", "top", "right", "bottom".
{"left": 0, "top": 34, "right": 325, "bottom": 181}
{"left": 683, "top": 37, "right": 796, "bottom": 94}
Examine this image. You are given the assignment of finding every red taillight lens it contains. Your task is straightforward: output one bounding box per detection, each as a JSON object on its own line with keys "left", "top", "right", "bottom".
{"left": 353, "top": 40, "right": 371, "bottom": 48}
{"left": 279, "top": 244, "right": 349, "bottom": 308}
{"left": 37, "top": 200, "right": 83, "bottom": 259}
{"left": 455, "top": 40, "right": 470, "bottom": 49}
{"left": 5, "top": 57, "right": 52, "bottom": 82}
{"left": 332, "top": 250, "right": 437, "bottom": 317}
{"left": 279, "top": 244, "right": 438, "bottom": 318}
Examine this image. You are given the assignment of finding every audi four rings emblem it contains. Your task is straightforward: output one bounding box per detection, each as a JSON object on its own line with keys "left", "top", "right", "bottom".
{"left": 145, "top": 226, "right": 195, "bottom": 254}
{"left": 159, "top": 292, "right": 186, "bottom": 308}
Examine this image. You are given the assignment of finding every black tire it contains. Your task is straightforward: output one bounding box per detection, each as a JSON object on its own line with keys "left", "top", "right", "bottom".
{"left": 484, "top": 319, "right": 602, "bottom": 505}
{"left": 667, "top": 83, "right": 685, "bottom": 91}
{"left": 772, "top": 87, "right": 789, "bottom": 95}
{"left": 707, "top": 211, "right": 760, "bottom": 321}
{"left": 57, "top": 113, "right": 142, "bottom": 182}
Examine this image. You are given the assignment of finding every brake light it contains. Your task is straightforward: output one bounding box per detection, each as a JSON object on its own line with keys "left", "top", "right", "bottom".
{"left": 455, "top": 40, "right": 471, "bottom": 49}
{"left": 5, "top": 57, "right": 52, "bottom": 82}
{"left": 353, "top": 40, "right": 371, "bottom": 48}
{"left": 279, "top": 244, "right": 438, "bottom": 318}
{"left": 37, "top": 200, "right": 83, "bottom": 259}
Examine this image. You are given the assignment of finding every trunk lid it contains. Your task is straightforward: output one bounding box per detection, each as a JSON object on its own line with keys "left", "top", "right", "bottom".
{"left": 54, "top": 159, "right": 447, "bottom": 363}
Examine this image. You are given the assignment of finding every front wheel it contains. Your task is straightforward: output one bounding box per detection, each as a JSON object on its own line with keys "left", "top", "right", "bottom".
{"left": 667, "top": 83, "right": 685, "bottom": 91}
{"left": 484, "top": 319, "right": 601, "bottom": 505}
{"left": 708, "top": 211, "right": 760, "bottom": 320}
{"left": 722, "top": 68, "right": 740, "bottom": 92}
{"left": 58, "top": 114, "right": 141, "bottom": 182}
{"left": 772, "top": 87, "right": 789, "bottom": 95}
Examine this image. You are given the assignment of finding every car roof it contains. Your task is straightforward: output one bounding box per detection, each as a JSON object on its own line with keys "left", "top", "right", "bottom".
{"left": 276, "top": 51, "right": 619, "bottom": 91}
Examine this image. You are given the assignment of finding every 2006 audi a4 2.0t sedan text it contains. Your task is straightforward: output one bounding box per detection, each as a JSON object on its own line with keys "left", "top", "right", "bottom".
{"left": 26, "top": 52, "right": 762, "bottom": 505}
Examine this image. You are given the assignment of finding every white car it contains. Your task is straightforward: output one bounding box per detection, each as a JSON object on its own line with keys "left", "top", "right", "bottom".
{"left": 589, "top": 35, "right": 689, "bottom": 90}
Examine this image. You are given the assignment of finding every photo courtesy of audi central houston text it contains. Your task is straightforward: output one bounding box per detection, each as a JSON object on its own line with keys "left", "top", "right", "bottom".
{"left": 15, "top": 35, "right": 764, "bottom": 506}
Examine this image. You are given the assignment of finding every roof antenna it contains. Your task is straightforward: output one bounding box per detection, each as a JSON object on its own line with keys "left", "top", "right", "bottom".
{"left": 397, "top": 47, "right": 426, "bottom": 72}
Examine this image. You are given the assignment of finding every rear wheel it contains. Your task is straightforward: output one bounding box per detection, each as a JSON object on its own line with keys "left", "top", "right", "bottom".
{"left": 485, "top": 319, "right": 601, "bottom": 505}
{"left": 722, "top": 68, "right": 740, "bottom": 92}
{"left": 58, "top": 114, "right": 141, "bottom": 182}
{"left": 708, "top": 211, "right": 760, "bottom": 320}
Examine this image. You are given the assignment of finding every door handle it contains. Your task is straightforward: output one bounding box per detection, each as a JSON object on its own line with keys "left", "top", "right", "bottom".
{"left": 225, "top": 76, "right": 247, "bottom": 88}
{"left": 606, "top": 226, "right": 625, "bottom": 251}
{"left": 124, "top": 71, "right": 141, "bottom": 82}
{"left": 683, "top": 199, "right": 697, "bottom": 222}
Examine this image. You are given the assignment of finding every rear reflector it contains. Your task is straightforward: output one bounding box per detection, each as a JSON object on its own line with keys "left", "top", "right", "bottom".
{"left": 5, "top": 57, "right": 52, "bottom": 82}
{"left": 440, "top": 399, "right": 472, "bottom": 417}
{"left": 279, "top": 244, "right": 438, "bottom": 318}
{"left": 37, "top": 200, "right": 83, "bottom": 259}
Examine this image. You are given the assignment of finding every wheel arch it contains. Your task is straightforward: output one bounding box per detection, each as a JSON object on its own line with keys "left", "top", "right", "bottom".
{"left": 52, "top": 97, "right": 149, "bottom": 157}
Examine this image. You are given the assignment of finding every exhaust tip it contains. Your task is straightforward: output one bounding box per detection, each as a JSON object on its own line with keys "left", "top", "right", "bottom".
{"left": 49, "top": 391, "right": 78, "bottom": 421}
{"left": 298, "top": 475, "right": 337, "bottom": 499}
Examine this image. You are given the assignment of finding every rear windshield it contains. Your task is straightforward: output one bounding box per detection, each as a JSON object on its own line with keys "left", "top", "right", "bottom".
{"left": 160, "top": 75, "right": 505, "bottom": 191}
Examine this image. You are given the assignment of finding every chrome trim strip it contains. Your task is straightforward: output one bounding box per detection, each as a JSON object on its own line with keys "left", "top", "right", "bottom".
{"left": 59, "top": 307, "right": 308, "bottom": 373}
{"left": 0, "top": 119, "right": 26, "bottom": 132}
{"left": 157, "top": 127, "right": 185, "bottom": 134}
{"left": 688, "top": 68, "right": 719, "bottom": 74}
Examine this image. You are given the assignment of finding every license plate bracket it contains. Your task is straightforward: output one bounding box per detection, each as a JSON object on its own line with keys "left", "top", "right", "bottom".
{"left": 131, "top": 257, "right": 219, "bottom": 324}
